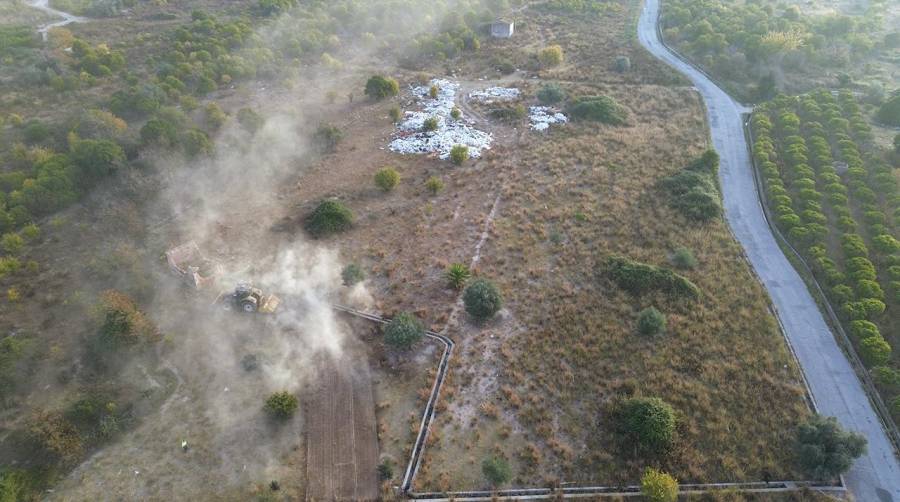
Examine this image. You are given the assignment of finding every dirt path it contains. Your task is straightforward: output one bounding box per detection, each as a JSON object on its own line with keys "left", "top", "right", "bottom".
{"left": 305, "top": 353, "right": 379, "bottom": 501}
{"left": 638, "top": 0, "right": 900, "bottom": 499}
{"left": 27, "top": 0, "right": 86, "bottom": 40}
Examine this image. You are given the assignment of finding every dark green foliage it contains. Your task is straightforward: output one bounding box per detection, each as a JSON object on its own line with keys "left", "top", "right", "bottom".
{"left": 70, "top": 139, "right": 124, "bottom": 184}
{"left": 374, "top": 167, "right": 400, "bottom": 191}
{"left": 0, "top": 26, "right": 40, "bottom": 59}
{"left": 463, "top": 278, "right": 503, "bottom": 321}
{"left": 258, "top": 0, "right": 297, "bottom": 16}
{"left": 445, "top": 263, "right": 471, "bottom": 290}
{"left": 140, "top": 118, "right": 178, "bottom": 146}
{"left": 876, "top": 94, "right": 900, "bottom": 127}
{"left": 182, "top": 129, "right": 212, "bottom": 158}
{"left": 619, "top": 397, "right": 676, "bottom": 451}
{"left": 605, "top": 256, "right": 700, "bottom": 299}
{"left": 860, "top": 336, "right": 891, "bottom": 366}
{"left": 637, "top": 307, "right": 666, "bottom": 335}
{"left": 377, "top": 460, "right": 394, "bottom": 480}
{"left": 536, "top": 83, "right": 566, "bottom": 104}
{"left": 109, "top": 85, "right": 164, "bottom": 118}
{"left": 795, "top": 415, "right": 866, "bottom": 480}
{"left": 364, "top": 75, "right": 399, "bottom": 100}
{"left": 423, "top": 117, "right": 439, "bottom": 132}
{"left": 481, "top": 456, "right": 511, "bottom": 486}
{"left": 566, "top": 95, "right": 627, "bottom": 125}
{"left": 264, "top": 391, "right": 298, "bottom": 419}
{"left": 660, "top": 152, "right": 721, "bottom": 222}
{"left": 304, "top": 200, "right": 353, "bottom": 237}
{"left": 489, "top": 104, "right": 527, "bottom": 121}
{"left": 237, "top": 108, "right": 264, "bottom": 133}
{"left": 383, "top": 312, "right": 424, "bottom": 350}
{"left": 23, "top": 121, "right": 51, "bottom": 144}
{"left": 341, "top": 263, "right": 365, "bottom": 286}
{"left": 450, "top": 145, "right": 469, "bottom": 165}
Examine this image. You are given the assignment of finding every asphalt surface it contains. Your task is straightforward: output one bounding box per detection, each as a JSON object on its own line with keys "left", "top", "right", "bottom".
{"left": 637, "top": 0, "right": 900, "bottom": 499}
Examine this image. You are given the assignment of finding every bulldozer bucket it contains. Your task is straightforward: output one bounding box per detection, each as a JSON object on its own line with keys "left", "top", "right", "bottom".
{"left": 259, "top": 294, "right": 281, "bottom": 314}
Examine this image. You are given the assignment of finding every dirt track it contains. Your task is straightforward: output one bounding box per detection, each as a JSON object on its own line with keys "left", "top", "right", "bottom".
{"left": 305, "top": 354, "right": 379, "bottom": 501}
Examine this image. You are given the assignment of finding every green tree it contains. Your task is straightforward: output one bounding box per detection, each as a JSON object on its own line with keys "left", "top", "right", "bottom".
{"left": 364, "top": 75, "right": 399, "bottom": 100}
{"left": 264, "top": 391, "right": 298, "bottom": 419}
{"left": 619, "top": 396, "right": 676, "bottom": 451}
{"left": 425, "top": 176, "right": 444, "bottom": 195}
{"left": 237, "top": 107, "right": 264, "bottom": 133}
{"left": 204, "top": 103, "right": 227, "bottom": 131}
{"left": 315, "top": 124, "right": 343, "bottom": 152}
{"left": 450, "top": 145, "right": 469, "bottom": 165}
{"left": 481, "top": 456, "right": 511, "bottom": 486}
{"left": 445, "top": 263, "right": 471, "bottom": 290}
{"left": 96, "top": 290, "right": 158, "bottom": 347}
{"left": 860, "top": 336, "right": 891, "bottom": 366}
{"left": 374, "top": 167, "right": 400, "bottom": 192}
{"left": 182, "top": 129, "right": 212, "bottom": 158}
{"left": 140, "top": 118, "right": 177, "bottom": 146}
{"left": 637, "top": 307, "right": 666, "bottom": 335}
{"left": 70, "top": 139, "right": 124, "bottom": 185}
{"left": 383, "top": 312, "right": 424, "bottom": 350}
{"left": 304, "top": 200, "right": 353, "bottom": 238}
{"left": 877, "top": 94, "right": 900, "bottom": 127}
{"left": 463, "top": 278, "right": 503, "bottom": 321}
{"left": 641, "top": 468, "right": 678, "bottom": 502}
{"left": 796, "top": 415, "right": 867, "bottom": 480}
{"left": 566, "top": 95, "right": 627, "bottom": 125}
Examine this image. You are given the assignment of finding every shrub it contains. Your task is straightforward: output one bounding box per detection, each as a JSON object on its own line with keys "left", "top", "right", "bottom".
{"left": 489, "top": 104, "right": 527, "bottom": 121}
{"left": 304, "top": 200, "right": 353, "bottom": 238}
{"left": 377, "top": 460, "right": 394, "bottom": 481}
{"left": 671, "top": 247, "right": 697, "bottom": 269}
{"left": 538, "top": 45, "right": 564, "bottom": 67}
{"left": 423, "top": 117, "right": 439, "bottom": 132}
{"left": 314, "top": 124, "right": 342, "bottom": 152}
{"left": 71, "top": 138, "right": 124, "bottom": 183}
{"left": 204, "top": 103, "right": 227, "bottom": 130}
{"left": 615, "top": 55, "right": 632, "bottom": 73}
{"left": 96, "top": 290, "right": 157, "bottom": 347}
{"left": 341, "top": 263, "right": 365, "bottom": 286}
{"left": 641, "top": 468, "right": 678, "bottom": 502}
{"left": 389, "top": 106, "right": 402, "bottom": 123}
{"left": 876, "top": 94, "right": 900, "bottom": 126}
{"left": 536, "top": 83, "right": 566, "bottom": 104}
{"left": 482, "top": 456, "right": 511, "bottom": 486}
{"left": 872, "top": 366, "right": 900, "bottom": 393}
{"left": 1, "top": 233, "right": 24, "bottom": 255}
{"left": 383, "top": 312, "right": 424, "bottom": 350}
{"left": 364, "top": 75, "right": 399, "bottom": 100}
{"left": 374, "top": 167, "right": 400, "bottom": 192}
{"left": 237, "top": 107, "right": 264, "bottom": 133}
{"left": 445, "top": 263, "right": 471, "bottom": 290}
{"left": 425, "top": 176, "right": 444, "bottom": 195}
{"left": 637, "top": 307, "right": 666, "bottom": 335}
{"left": 450, "top": 107, "right": 461, "bottom": 120}
{"left": 619, "top": 396, "right": 676, "bottom": 451}
{"left": 464, "top": 278, "right": 503, "bottom": 321}
{"left": 860, "top": 336, "right": 891, "bottom": 366}
{"left": 796, "top": 415, "right": 867, "bottom": 480}
{"left": 21, "top": 224, "right": 40, "bottom": 242}
{"left": 23, "top": 121, "right": 50, "bottom": 144}
{"left": 429, "top": 85, "right": 439, "bottom": 99}
{"left": 605, "top": 256, "right": 700, "bottom": 299}
{"left": 182, "top": 129, "right": 211, "bottom": 158}
{"left": 450, "top": 145, "right": 469, "bottom": 165}
{"left": 264, "top": 391, "right": 298, "bottom": 420}
{"left": 29, "top": 411, "right": 83, "bottom": 465}
{"left": 566, "top": 95, "right": 627, "bottom": 125}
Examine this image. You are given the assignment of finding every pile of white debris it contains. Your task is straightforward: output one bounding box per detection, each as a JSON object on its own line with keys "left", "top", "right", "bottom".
{"left": 389, "top": 79, "right": 493, "bottom": 160}
{"left": 529, "top": 106, "right": 568, "bottom": 132}
{"left": 468, "top": 86, "right": 521, "bottom": 103}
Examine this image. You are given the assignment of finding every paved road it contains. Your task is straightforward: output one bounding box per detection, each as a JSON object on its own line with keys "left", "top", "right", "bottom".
{"left": 637, "top": 0, "right": 900, "bottom": 499}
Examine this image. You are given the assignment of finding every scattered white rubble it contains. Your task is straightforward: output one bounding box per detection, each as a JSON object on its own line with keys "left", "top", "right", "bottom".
{"left": 468, "top": 86, "right": 521, "bottom": 103}
{"left": 389, "top": 79, "right": 493, "bottom": 160}
{"left": 529, "top": 106, "right": 568, "bottom": 132}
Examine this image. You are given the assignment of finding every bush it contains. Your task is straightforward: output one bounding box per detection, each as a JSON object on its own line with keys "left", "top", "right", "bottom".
{"left": 615, "top": 55, "right": 631, "bottom": 72}
{"left": 383, "top": 312, "right": 424, "bottom": 350}
{"left": 304, "top": 200, "right": 353, "bottom": 238}
{"left": 450, "top": 145, "right": 469, "bottom": 165}
{"left": 566, "top": 95, "right": 626, "bottom": 125}
{"left": 341, "top": 263, "right": 365, "bottom": 286}
{"left": 641, "top": 468, "right": 678, "bottom": 502}
{"left": 481, "top": 456, "right": 511, "bottom": 486}
{"left": 536, "top": 83, "right": 566, "bottom": 104}
{"left": 796, "top": 415, "right": 866, "bottom": 480}
{"left": 204, "top": 103, "right": 227, "bottom": 130}
{"left": 619, "top": 396, "right": 676, "bottom": 451}
{"left": 29, "top": 411, "right": 83, "bottom": 466}
{"left": 450, "top": 107, "right": 461, "bottom": 120}
{"left": 671, "top": 247, "right": 697, "bottom": 269}
{"left": 876, "top": 94, "right": 900, "bottom": 126}
{"left": 314, "top": 124, "right": 343, "bottom": 152}
{"left": 23, "top": 121, "right": 50, "bottom": 144}
{"left": 389, "top": 106, "right": 402, "bottom": 123}
{"left": 1, "top": 234, "right": 24, "bottom": 255}
{"left": 374, "top": 167, "right": 400, "bottom": 191}
{"left": 860, "top": 336, "right": 891, "bottom": 366}
{"left": 464, "top": 278, "right": 503, "bottom": 321}
{"left": 182, "top": 129, "right": 212, "bottom": 158}
{"left": 96, "top": 290, "right": 158, "bottom": 347}
{"left": 538, "top": 45, "right": 564, "bottom": 67}
{"left": 445, "top": 263, "right": 471, "bottom": 290}
{"left": 237, "top": 107, "right": 264, "bottom": 133}
{"left": 637, "top": 307, "right": 666, "bottom": 335}
{"left": 489, "top": 104, "right": 527, "bottom": 121}
{"left": 70, "top": 138, "right": 124, "bottom": 183}
{"left": 364, "top": 75, "right": 399, "bottom": 100}
{"left": 264, "top": 391, "right": 298, "bottom": 420}
{"left": 377, "top": 460, "right": 394, "bottom": 481}
{"left": 606, "top": 256, "right": 700, "bottom": 299}
{"left": 423, "top": 117, "right": 439, "bottom": 132}
{"left": 425, "top": 176, "right": 444, "bottom": 195}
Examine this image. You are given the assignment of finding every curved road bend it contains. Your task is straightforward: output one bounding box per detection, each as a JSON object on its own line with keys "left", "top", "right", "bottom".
{"left": 638, "top": 0, "right": 900, "bottom": 499}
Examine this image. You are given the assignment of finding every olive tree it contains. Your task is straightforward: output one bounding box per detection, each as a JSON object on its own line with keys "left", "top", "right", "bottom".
{"left": 383, "top": 312, "right": 424, "bottom": 350}
{"left": 365, "top": 75, "right": 399, "bottom": 100}
{"left": 464, "top": 278, "right": 502, "bottom": 321}
{"left": 796, "top": 415, "right": 866, "bottom": 480}
{"left": 619, "top": 396, "right": 676, "bottom": 451}
{"left": 264, "top": 391, "right": 298, "bottom": 420}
